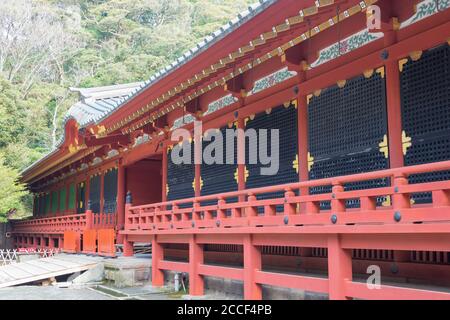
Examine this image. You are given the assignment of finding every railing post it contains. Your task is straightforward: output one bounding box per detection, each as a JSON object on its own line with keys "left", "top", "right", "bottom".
{"left": 327, "top": 234, "right": 352, "bottom": 300}
{"left": 217, "top": 197, "right": 226, "bottom": 220}
{"left": 193, "top": 201, "right": 201, "bottom": 222}
{"left": 123, "top": 235, "right": 134, "bottom": 257}
{"left": 172, "top": 203, "right": 179, "bottom": 224}
{"left": 189, "top": 234, "right": 204, "bottom": 296}
{"left": 284, "top": 187, "right": 296, "bottom": 216}
{"left": 152, "top": 235, "right": 164, "bottom": 287}
{"left": 243, "top": 234, "right": 262, "bottom": 300}
{"left": 247, "top": 193, "right": 258, "bottom": 218}
{"left": 393, "top": 174, "right": 410, "bottom": 210}
{"left": 297, "top": 93, "right": 310, "bottom": 214}
{"left": 123, "top": 191, "right": 134, "bottom": 257}
{"left": 48, "top": 237, "right": 55, "bottom": 249}
{"left": 124, "top": 191, "right": 133, "bottom": 227}
{"left": 85, "top": 211, "right": 93, "bottom": 231}
{"left": 331, "top": 182, "right": 345, "bottom": 214}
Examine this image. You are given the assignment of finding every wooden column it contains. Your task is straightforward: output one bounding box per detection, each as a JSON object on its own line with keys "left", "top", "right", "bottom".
{"left": 48, "top": 236, "right": 55, "bottom": 249}
{"left": 85, "top": 175, "right": 90, "bottom": 213}
{"left": 194, "top": 125, "right": 202, "bottom": 197}
{"left": 162, "top": 146, "right": 168, "bottom": 203}
{"left": 297, "top": 93, "right": 309, "bottom": 213}
{"left": 189, "top": 235, "right": 204, "bottom": 296}
{"left": 100, "top": 171, "right": 105, "bottom": 214}
{"left": 383, "top": 25, "right": 403, "bottom": 168}
{"left": 116, "top": 163, "right": 126, "bottom": 243}
{"left": 65, "top": 184, "right": 69, "bottom": 216}
{"left": 123, "top": 236, "right": 134, "bottom": 257}
{"left": 386, "top": 59, "right": 404, "bottom": 168}
{"left": 327, "top": 234, "right": 352, "bottom": 300}
{"left": 243, "top": 234, "right": 262, "bottom": 300}
{"left": 195, "top": 165, "right": 201, "bottom": 197}
{"left": 237, "top": 117, "right": 246, "bottom": 202}
{"left": 152, "top": 235, "right": 164, "bottom": 287}
{"left": 122, "top": 192, "right": 134, "bottom": 257}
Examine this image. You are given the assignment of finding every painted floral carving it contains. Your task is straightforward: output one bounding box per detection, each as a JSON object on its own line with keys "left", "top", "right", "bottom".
{"left": 204, "top": 94, "right": 238, "bottom": 116}
{"left": 311, "top": 29, "right": 382, "bottom": 68}
{"left": 250, "top": 67, "right": 297, "bottom": 96}
{"left": 401, "top": 0, "right": 450, "bottom": 28}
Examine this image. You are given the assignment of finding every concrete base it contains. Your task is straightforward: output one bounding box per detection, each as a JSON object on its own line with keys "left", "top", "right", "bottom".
{"left": 73, "top": 264, "right": 105, "bottom": 284}
{"left": 162, "top": 269, "right": 325, "bottom": 300}
{"left": 103, "top": 254, "right": 151, "bottom": 288}
{"left": 49, "top": 254, "right": 328, "bottom": 299}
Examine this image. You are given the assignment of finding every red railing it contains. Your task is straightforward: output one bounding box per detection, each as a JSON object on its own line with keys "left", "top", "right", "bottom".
{"left": 12, "top": 211, "right": 117, "bottom": 234}
{"left": 122, "top": 161, "right": 450, "bottom": 300}
{"left": 125, "top": 160, "right": 450, "bottom": 232}
{"left": 92, "top": 212, "right": 117, "bottom": 230}
{"left": 12, "top": 213, "right": 87, "bottom": 234}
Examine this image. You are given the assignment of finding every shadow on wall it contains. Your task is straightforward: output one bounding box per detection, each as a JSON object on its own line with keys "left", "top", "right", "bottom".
{"left": 0, "top": 222, "right": 13, "bottom": 249}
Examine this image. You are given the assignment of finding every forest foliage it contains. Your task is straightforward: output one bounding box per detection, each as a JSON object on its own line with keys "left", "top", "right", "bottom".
{"left": 0, "top": 0, "right": 254, "bottom": 219}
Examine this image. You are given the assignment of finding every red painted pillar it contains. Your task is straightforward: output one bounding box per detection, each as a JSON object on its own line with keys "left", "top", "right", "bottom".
{"left": 162, "top": 146, "right": 168, "bottom": 203}
{"left": 116, "top": 163, "right": 126, "bottom": 243}
{"left": 297, "top": 94, "right": 309, "bottom": 213}
{"left": 152, "top": 235, "right": 164, "bottom": 287}
{"left": 100, "top": 171, "right": 105, "bottom": 215}
{"left": 237, "top": 117, "right": 246, "bottom": 202}
{"left": 189, "top": 235, "right": 204, "bottom": 296}
{"left": 65, "top": 185, "right": 69, "bottom": 216}
{"left": 123, "top": 237, "right": 134, "bottom": 257}
{"left": 75, "top": 233, "right": 81, "bottom": 253}
{"left": 386, "top": 59, "right": 404, "bottom": 168}
{"left": 123, "top": 192, "right": 134, "bottom": 257}
{"left": 85, "top": 209, "right": 94, "bottom": 229}
{"left": 85, "top": 175, "right": 90, "bottom": 213}
{"left": 194, "top": 126, "right": 202, "bottom": 198}
{"left": 243, "top": 234, "right": 262, "bottom": 300}
{"left": 48, "top": 236, "right": 55, "bottom": 249}
{"left": 327, "top": 234, "right": 352, "bottom": 300}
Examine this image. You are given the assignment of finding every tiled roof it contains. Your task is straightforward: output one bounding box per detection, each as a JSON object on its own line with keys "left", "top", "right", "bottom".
{"left": 67, "top": 82, "right": 144, "bottom": 127}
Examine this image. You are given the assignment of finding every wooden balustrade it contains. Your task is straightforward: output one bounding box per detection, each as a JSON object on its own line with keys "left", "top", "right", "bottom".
{"left": 12, "top": 211, "right": 118, "bottom": 234}
{"left": 12, "top": 214, "right": 87, "bottom": 234}
{"left": 125, "top": 160, "right": 450, "bottom": 232}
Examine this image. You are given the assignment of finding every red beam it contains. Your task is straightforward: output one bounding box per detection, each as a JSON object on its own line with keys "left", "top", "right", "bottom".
{"left": 198, "top": 264, "right": 244, "bottom": 281}
{"left": 341, "top": 234, "right": 450, "bottom": 252}
{"left": 158, "top": 260, "right": 190, "bottom": 273}
{"left": 255, "top": 271, "right": 329, "bottom": 294}
{"left": 345, "top": 282, "right": 450, "bottom": 300}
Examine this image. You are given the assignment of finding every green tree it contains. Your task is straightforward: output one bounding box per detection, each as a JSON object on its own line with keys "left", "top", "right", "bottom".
{"left": 0, "top": 157, "right": 28, "bottom": 222}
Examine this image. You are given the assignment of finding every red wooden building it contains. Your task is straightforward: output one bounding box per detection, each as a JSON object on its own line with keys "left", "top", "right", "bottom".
{"left": 11, "top": 0, "right": 450, "bottom": 299}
